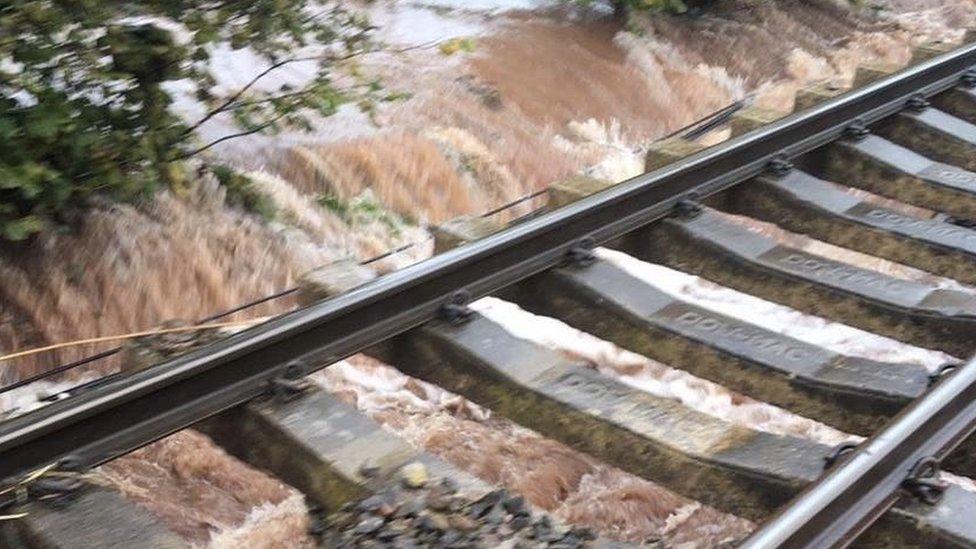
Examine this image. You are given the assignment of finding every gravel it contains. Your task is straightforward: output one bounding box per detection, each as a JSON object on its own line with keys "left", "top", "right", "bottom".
{"left": 311, "top": 463, "right": 599, "bottom": 548}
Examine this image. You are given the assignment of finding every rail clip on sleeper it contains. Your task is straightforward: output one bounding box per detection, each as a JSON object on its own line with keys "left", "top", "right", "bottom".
{"left": 903, "top": 456, "right": 947, "bottom": 505}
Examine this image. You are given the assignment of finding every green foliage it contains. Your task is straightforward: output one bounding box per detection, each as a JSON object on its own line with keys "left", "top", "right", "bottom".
{"left": 628, "top": 0, "right": 689, "bottom": 13}
{"left": 0, "top": 0, "right": 374, "bottom": 241}
{"left": 439, "top": 38, "right": 478, "bottom": 56}
{"left": 211, "top": 165, "right": 276, "bottom": 221}
{"left": 317, "top": 191, "right": 404, "bottom": 235}
{"left": 316, "top": 193, "right": 350, "bottom": 218}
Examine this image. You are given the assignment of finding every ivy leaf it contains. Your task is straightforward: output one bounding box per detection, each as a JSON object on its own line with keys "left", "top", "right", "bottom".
{"left": 666, "top": 0, "right": 689, "bottom": 13}
{"left": 24, "top": 107, "right": 68, "bottom": 140}
{"left": 3, "top": 215, "right": 44, "bottom": 241}
{"left": 0, "top": 117, "right": 17, "bottom": 140}
{"left": 0, "top": 0, "right": 372, "bottom": 241}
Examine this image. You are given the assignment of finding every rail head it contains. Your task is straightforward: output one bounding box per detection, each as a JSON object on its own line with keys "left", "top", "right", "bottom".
{"left": 741, "top": 355, "right": 976, "bottom": 549}
{"left": 1, "top": 44, "right": 974, "bottom": 510}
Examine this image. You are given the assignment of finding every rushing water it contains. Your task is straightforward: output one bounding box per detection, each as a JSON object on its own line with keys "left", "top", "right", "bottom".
{"left": 2, "top": 0, "right": 976, "bottom": 545}
{"left": 314, "top": 357, "right": 754, "bottom": 545}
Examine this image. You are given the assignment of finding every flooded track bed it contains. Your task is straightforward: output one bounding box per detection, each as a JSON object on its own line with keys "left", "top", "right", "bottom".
{"left": 4, "top": 2, "right": 976, "bottom": 548}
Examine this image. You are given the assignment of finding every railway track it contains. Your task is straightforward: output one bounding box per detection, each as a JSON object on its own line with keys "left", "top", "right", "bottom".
{"left": 3, "top": 36, "right": 976, "bottom": 548}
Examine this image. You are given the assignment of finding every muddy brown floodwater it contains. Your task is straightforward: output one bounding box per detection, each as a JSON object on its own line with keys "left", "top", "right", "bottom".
{"left": 316, "top": 357, "right": 754, "bottom": 545}
{"left": 2, "top": 0, "right": 976, "bottom": 545}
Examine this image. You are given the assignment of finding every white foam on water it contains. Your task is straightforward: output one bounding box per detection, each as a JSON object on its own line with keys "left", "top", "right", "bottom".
{"left": 597, "top": 248, "right": 956, "bottom": 371}
{"left": 412, "top": 0, "right": 559, "bottom": 12}
{"left": 468, "top": 296, "right": 976, "bottom": 493}
{"left": 203, "top": 493, "right": 310, "bottom": 549}
{"left": 369, "top": 3, "right": 489, "bottom": 46}
{"left": 313, "top": 358, "right": 492, "bottom": 421}
{"left": 943, "top": 472, "right": 976, "bottom": 492}
{"left": 470, "top": 297, "right": 855, "bottom": 447}
{"left": 720, "top": 211, "right": 976, "bottom": 295}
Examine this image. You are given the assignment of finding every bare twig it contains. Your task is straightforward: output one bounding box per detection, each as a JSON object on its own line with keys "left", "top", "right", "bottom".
{"left": 178, "top": 37, "right": 441, "bottom": 139}
{"left": 0, "top": 319, "right": 264, "bottom": 363}
{"left": 174, "top": 110, "right": 291, "bottom": 160}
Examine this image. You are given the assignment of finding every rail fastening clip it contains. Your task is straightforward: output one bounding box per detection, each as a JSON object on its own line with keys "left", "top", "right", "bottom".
{"left": 822, "top": 441, "right": 860, "bottom": 471}
{"left": 441, "top": 291, "right": 474, "bottom": 326}
{"left": 268, "top": 361, "right": 309, "bottom": 401}
{"left": 565, "top": 237, "right": 597, "bottom": 268}
{"left": 903, "top": 456, "right": 947, "bottom": 505}
{"left": 906, "top": 94, "right": 931, "bottom": 113}
{"left": 844, "top": 120, "right": 871, "bottom": 142}
{"left": 961, "top": 69, "right": 976, "bottom": 89}
{"left": 673, "top": 198, "right": 703, "bottom": 219}
{"left": 767, "top": 155, "right": 795, "bottom": 177}
{"left": 928, "top": 362, "right": 960, "bottom": 388}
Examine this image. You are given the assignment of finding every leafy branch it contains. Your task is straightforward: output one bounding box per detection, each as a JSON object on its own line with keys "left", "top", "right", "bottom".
{"left": 0, "top": 0, "right": 376, "bottom": 241}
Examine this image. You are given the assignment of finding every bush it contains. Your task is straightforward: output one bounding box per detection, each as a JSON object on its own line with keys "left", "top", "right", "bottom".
{"left": 211, "top": 166, "right": 277, "bottom": 221}
{"left": 0, "top": 1, "right": 372, "bottom": 241}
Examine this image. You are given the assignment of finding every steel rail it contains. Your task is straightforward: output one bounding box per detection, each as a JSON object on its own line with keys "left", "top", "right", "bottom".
{"left": 0, "top": 44, "right": 973, "bottom": 502}
{"left": 742, "top": 355, "right": 976, "bottom": 549}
